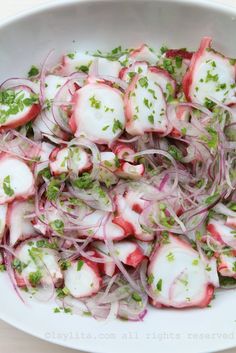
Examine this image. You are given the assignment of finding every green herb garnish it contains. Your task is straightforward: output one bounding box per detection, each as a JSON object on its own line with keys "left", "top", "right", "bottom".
{"left": 156, "top": 279, "right": 163, "bottom": 292}
{"left": 138, "top": 77, "right": 148, "bottom": 88}
{"left": 28, "top": 65, "right": 39, "bottom": 77}
{"left": 50, "top": 219, "right": 64, "bottom": 235}
{"left": 3, "top": 175, "right": 14, "bottom": 197}
{"left": 132, "top": 292, "right": 142, "bottom": 302}
{"left": 89, "top": 95, "right": 101, "bottom": 109}
{"left": 168, "top": 145, "right": 182, "bottom": 161}
{"left": 29, "top": 270, "right": 42, "bottom": 286}
{"left": 11, "top": 259, "right": 27, "bottom": 274}
{"left": 112, "top": 119, "right": 123, "bottom": 134}
{"left": 147, "top": 273, "right": 154, "bottom": 285}
{"left": 77, "top": 260, "right": 84, "bottom": 271}
{"left": 73, "top": 172, "right": 93, "bottom": 189}
{"left": 46, "top": 179, "right": 60, "bottom": 201}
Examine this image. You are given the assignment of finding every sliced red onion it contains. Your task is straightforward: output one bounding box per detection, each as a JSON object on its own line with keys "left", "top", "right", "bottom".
{"left": 213, "top": 203, "right": 236, "bottom": 217}
{"left": 68, "top": 137, "right": 101, "bottom": 179}
{"left": 2, "top": 248, "right": 25, "bottom": 304}
{"left": 127, "top": 149, "right": 179, "bottom": 200}
{"left": 117, "top": 136, "right": 139, "bottom": 143}
{"left": 0, "top": 77, "right": 39, "bottom": 94}
{"left": 40, "top": 50, "right": 55, "bottom": 105}
{"left": 97, "top": 75, "right": 128, "bottom": 90}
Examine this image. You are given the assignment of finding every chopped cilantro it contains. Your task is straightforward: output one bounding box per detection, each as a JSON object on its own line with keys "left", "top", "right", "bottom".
{"left": 114, "top": 155, "right": 120, "bottom": 168}
{"left": 35, "top": 239, "right": 46, "bottom": 248}
{"left": 28, "top": 65, "right": 39, "bottom": 78}
{"left": 59, "top": 259, "right": 71, "bottom": 270}
{"left": 76, "top": 65, "right": 90, "bottom": 73}
{"left": 148, "top": 88, "right": 157, "bottom": 99}
{"left": 192, "top": 259, "right": 199, "bottom": 266}
{"left": 229, "top": 202, "right": 236, "bottom": 211}
{"left": 175, "top": 56, "right": 182, "bottom": 68}
{"left": 204, "top": 98, "right": 216, "bottom": 110}
{"left": 67, "top": 53, "right": 75, "bottom": 59}
{"left": 12, "top": 259, "right": 27, "bottom": 274}
{"left": 205, "top": 193, "right": 219, "bottom": 205}
{"left": 68, "top": 197, "right": 84, "bottom": 206}
{"left": 3, "top": 175, "right": 14, "bottom": 197}
{"left": 216, "top": 83, "right": 226, "bottom": 91}
{"left": 179, "top": 277, "right": 188, "bottom": 286}
{"left": 83, "top": 311, "right": 92, "bottom": 316}
{"left": 104, "top": 106, "right": 114, "bottom": 113}
{"left": 104, "top": 160, "right": 113, "bottom": 168}
{"left": 44, "top": 98, "right": 52, "bottom": 110}
{"left": 89, "top": 95, "right": 101, "bottom": 109}
{"left": 25, "top": 121, "right": 33, "bottom": 136}
{"left": 144, "top": 98, "right": 151, "bottom": 109}
{"left": 102, "top": 125, "right": 109, "bottom": 131}
{"left": 147, "top": 273, "right": 154, "bottom": 285}
{"left": 46, "top": 179, "right": 60, "bottom": 201}
{"left": 160, "top": 46, "right": 168, "bottom": 54}
{"left": 219, "top": 274, "right": 236, "bottom": 287}
{"left": 156, "top": 279, "right": 163, "bottom": 292}
{"left": 36, "top": 239, "right": 58, "bottom": 250}
{"left": 137, "top": 67, "right": 143, "bottom": 74}
{"left": 56, "top": 287, "right": 70, "bottom": 298}
{"left": 77, "top": 260, "right": 84, "bottom": 271}
{"left": 131, "top": 292, "right": 142, "bottom": 302}
{"left": 162, "top": 58, "right": 175, "bottom": 74}
{"left": 148, "top": 114, "right": 154, "bottom": 124}
{"left": 128, "top": 72, "right": 136, "bottom": 80}
{"left": 53, "top": 307, "right": 61, "bottom": 313}
{"left": 138, "top": 77, "right": 148, "bottom": 88}
{"left": 0, "top": 89, "right": 31, "bottom": 124}
{"left": 201, "top": 127, "right": 218, "bottom": 149}
{"left": 28, "top": 247, "right": 43, "bottom": 263}
{"left": 39, "top": 167, "right": 51, "bottom": 180}
{"left": 162, "top": 230, "right": 170, "bottom": 244}
{"left": 64, "top": 307, "right": 72, "bottom": 314}
{"left": 73, "top": 172, "right": 93, "bottom": 189}
{"left": 112, "top": 119, "right": 123, "bottom": 134}
{"left": 229, "top": 58, "right": 236, "bottom": 66}
{"left": 166, "top": 252, "right": 175, "bottom": 262}
{"left": 23, "top": 94, "right": 39, "bottom": 106}
{"left": 29, "top": 270, "right": 42, "bottom": 286}
{"left": 0, "top": 264, "right": 6, "bottom": 272}
{"left": 196, "top": 179, "right": 204, "bottom": 188}
{"left": 50, "top": 219, "right": 64, "bottom": 235}
{"left": 159, "top": 203, "right": 166, "bottom": 211}
{"left": 205, "top": 70, "right": 218, "bottom": 83}
{"left": 168, "top": 145, "right": 182, "bottom": 161}
{"left": 92, "top": 184, "right": 109, "bottom": 205}
{"left": 160, "top": 211, "right": 175, "bottom": 228}
{"left": 166, "top": 82, "right": 174, "bottom": 95}
{"left": 93, "top": 46, "right": 130, "bottom": 62}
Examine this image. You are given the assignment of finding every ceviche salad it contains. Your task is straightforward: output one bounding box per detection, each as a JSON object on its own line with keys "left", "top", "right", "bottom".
{"left": 0, "top": 37, "right": 236, "bottom": 320}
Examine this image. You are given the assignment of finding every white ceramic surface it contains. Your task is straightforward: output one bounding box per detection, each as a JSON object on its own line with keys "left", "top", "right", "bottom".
{"left": 1, "top": 1, "right": 236, "bottom": 353}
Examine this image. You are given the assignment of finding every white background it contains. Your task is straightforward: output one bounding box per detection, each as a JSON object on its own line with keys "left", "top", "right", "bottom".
{"left": 0, "top": 0, "right": 236, "bottom": 352}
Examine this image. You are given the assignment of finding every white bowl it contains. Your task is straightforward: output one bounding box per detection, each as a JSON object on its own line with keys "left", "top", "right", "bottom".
{"left": 1, "top": 1, "right": 236, "bottom": 352}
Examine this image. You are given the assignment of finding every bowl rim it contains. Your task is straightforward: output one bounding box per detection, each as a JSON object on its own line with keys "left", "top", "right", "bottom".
{"left": 0, "top": 0, "right": 236, "bottom": 30}
{"left": 1, "top": 1, "right": 236, "bottom": 353}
